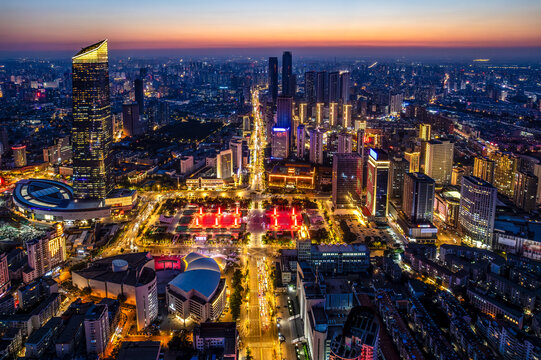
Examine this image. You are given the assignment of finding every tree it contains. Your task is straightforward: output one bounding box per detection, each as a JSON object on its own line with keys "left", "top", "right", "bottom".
{"left": 245, "top": 347, "right": 254, "bottom": 360}
{"left": 117, "top": 293, "right": 127, "bottom": 304}
{"left": 81, "top": 287, "right": 92, "bottom": 296}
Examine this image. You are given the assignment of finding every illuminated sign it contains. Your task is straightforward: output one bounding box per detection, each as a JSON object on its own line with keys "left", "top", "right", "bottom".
{"left": 273, "top": 127, "right": 289, "bottom": 132}
{"left": 369, "top": 148, "right": 378, "bottom": 160}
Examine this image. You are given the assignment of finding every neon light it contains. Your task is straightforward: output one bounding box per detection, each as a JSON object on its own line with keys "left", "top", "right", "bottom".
{"left": 369, "top": 148, "right": 378, "bottom": 160}
{"left": 273, "top": 127, "right": 289, "bottom": 132}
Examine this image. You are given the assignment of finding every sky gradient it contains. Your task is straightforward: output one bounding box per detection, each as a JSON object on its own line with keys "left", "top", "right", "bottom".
{"left": 1, "top": 0, "right": 541, "bottom": 53}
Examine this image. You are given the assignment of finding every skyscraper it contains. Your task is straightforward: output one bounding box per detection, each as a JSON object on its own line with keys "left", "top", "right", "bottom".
{"left": 276, "top": 96, "right": 293, "bottom": 128}
{"left": 365, "top": 149, "right": 390, "bottom": 219}
{"left": 316, "top": 71, "right": 328, "bottom": 104}
{"left": 296, "top": 125, "right": 306, "bottom": 159}
{"left": 513, "top": 171, "right": 538, "bottom": 212}
{"left": 473, "top": 156, "right": 495, "bottom": 184}
{"left": 342, "top": 104, "right": 352, "bottom": 128}
{"left": 340, "top": 72, "right": 350, "bottom": 103}
{"left": 418, "top": 124, "right": 431, "bottom": 141}
{"left": 337, "top": 133, "right": 353, "bottom": 154}
{"left": 357, "top": 129, "right": 365, "bottom": 158}
{"left": 122, "top": 103, "right": 142, "bottom": 137}
{"left": 72, "top": 40, "right": 114, "bottom": 199}
{"left": 328, "top": 72, "right": 340, "bottom": 103}
{"left": 309, "top": 129, "right": 324, "bottom": 165}
{"left": 268, "top": 57, "right": 278, "bottom": 103}
{"left": 217, "top": 149, "right": 233, "bottom": 179}
{"left": 329, "top": 102, "right": 338, "bottom": 127}
{"left": 332, "top": 153, "right": 362, "bottom": 208}
{"left": 424, "top": 139, "right": 454, "bottom": 185}
{"left": 229, "top": 138, "right": 243, "bottom": 173}
{"left": 281, "top": 51, "right": 292, "bottom": 96}
{"left": 402, "top": 172, "right": 435, "bottom": 223}
{"left": 271, "top": 127, "right": 290, "bottom": 159}
{"left": 23, "top": 224, "right": 66, "bottom": 283}
{"left": 304, "top": 71, "right": 316, "bottom": 106}
{"left": 315, "top": 103, "right": 324, "bottom": 126}
{"left": 12, "top": 144, "right": 27, "bottom": 168}
{"left": 491, "top": 151, "right": 518, "bottom": 198}
{"left": 299, "top": 103, "right": 308, "bottom": 124}
{"left": 459, "top": 176, "right": 497, "bottom": 248}
{"left": 404, "top": 151, "right": 421, "bottom": 173}
{"left": 134, "top": 78, "right": 144, "bottom": 114}
{"left": 388, "top": 156, "right": 409, "bottom": 202}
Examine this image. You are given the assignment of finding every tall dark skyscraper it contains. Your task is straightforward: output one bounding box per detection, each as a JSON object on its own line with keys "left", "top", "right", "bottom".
{"left": 71, "top": 40, "right": 114, "bottom": 199}
{"left": 276, "top": 96, "right": 293, "bottom": 128}
{"left": 304, "top": 71, "right": 316, "bottom": 109}
{"left": 281, "top": 51, "right": 292, "bottom": 96}
{"left": 122, "top": 103, "right": 142, "bottom": 137}
{"left": 328, "top": 71, "right": 340, "bottom": 103}
{"left": 316, "top": 71, "right": 328, "bottom": 104}
{"left": 134, "top": 78, "right": 144, "bottom": 114}
{"left": 268, "top": 57, "right": 278, "bottom": 103}
{"left": 402, "top": 172, "right": 435, "bottom": 223}
{"left": 332, "top": 153, "right": 362, "bottom": 207}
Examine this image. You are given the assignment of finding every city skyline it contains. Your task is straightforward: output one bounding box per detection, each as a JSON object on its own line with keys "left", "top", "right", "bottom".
{"left": 1, "top": 0, "right": 541, "bottom": 56}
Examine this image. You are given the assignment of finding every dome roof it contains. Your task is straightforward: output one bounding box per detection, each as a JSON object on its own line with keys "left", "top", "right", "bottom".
{"left": 187, "top": 257, "right": 220, "bottom": 272}
{"left": 170, "top": 253, "right": 222, "bottom": 301}
{"left": 184, "top": 252, "right": 205, "bottom": 265}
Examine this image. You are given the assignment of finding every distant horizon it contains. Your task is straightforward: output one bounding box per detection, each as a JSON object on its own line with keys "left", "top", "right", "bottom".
{"left": 1, "top": 45, "right": 541, "bottom": 63}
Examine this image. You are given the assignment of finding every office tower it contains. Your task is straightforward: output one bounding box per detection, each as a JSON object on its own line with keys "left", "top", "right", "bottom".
{"left": 309, "top": 129, "right": 324, "bottom": 165}
{"left": 343, "top": 104, "right": 352, "bottom": 128}
{"left": 315, "top": 103, "right": 324, "bottom": 126}
{"left": 72, "top": 40, "right": 113, "bottom": 199}
{"left": 340, "top": 71, "right": 350, "bottom": 103}
{"left": 296, "top": 125, "right": 306, "bottom": 159}
{"left": 491, "top": 151, "right": 518, "bottom": 198}
{"left": 451, "top": 167, "right": 464, "bottom": 186}
{"left": 332, "top": 153, "right": 362, "bottom": 208}
{"left": 296, "top": 239, "right": 311, "bottom": 262}
{"left": 271, "top": 127, "right": 290, "bottom": 159}
{"left": 513, "top": 171, "right": 538, "bottom": 212}
{"left": 281, "top": 51, "right": 292, "bottom": 96}
{"left": 134, "top": 78, "right": 144, "bottom": 114}
{"left": 404, "top": 151, "right": 421, "bottom": 173}
{"left": 424, "top": 139, "right": 454, "bottom": 185}
{"left": 11, "top": 144, "right": 26, "bottom": 168}
{"left": 328, "top": 72, "right": 340, "bottom": 103}
{"left": 24, "top": 224, "right": 66, "bottom": 283}
{"left": 459, "top": 176, "right": 497, "bottom": 248}
{"left": 268, "top": 57, "right": 278, "bottom": 103}
{"left": 403, "top": 172, "right": 435, "bottom": 223}
{"left": 304, "top": 71, "right": 316, "bottom": 106}
{"left": 84, "top": 304, "right": 110, "bottom": 356}
{"left": 389, "top": 93, "right": 404, "bottom": 114}
{"left": 242, "top": 116, "right": 251, "bottom": 133}
{"left": 122, "top": 103, "right": 142, "bottom": 137}
{"left": 329, "top": 102, "right": 338, "bottom": 127}
{"left": 473, "top": 156, "right": 495, "bottom": 184}
{"left": 276, "top": 96, "right": 293, "bottom": 128}
{"left": 0, "top": 253, "right": 9, "bottom": 296}
{"left": 299, "top": 103, "right": 308, "bottom": 124}
{"left": 229, "top": 138, "right": 243, "bottom": 173}
{"left": 357, "top": 129, "right": 365, "bottom": 157}
{"left": 388, "top": 156, "right": 409, "bottom": 201}
{"left": 179, "top": 156, "right": 194, "bottom": 175}
{"left": 264, "top": 102, "right": 275, "bottom": 141}
{"left": 337, "top": 133, "right": 353, "bottom": 154}
{"left": 365, "top": 149, "right": 390, "bottom": 218}
{"left": 316, "top": 71, "right": 328, "bottom": 103}
{"left": 418, "top": 124, "right": 431, "bottom": 141}
{"left": 216, "top": 149, "right": 233, "bottom": 179}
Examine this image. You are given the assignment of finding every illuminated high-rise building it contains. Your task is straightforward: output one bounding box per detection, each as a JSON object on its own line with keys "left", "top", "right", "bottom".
{"left": 315, "top": 103, "right": 324, "bottom": 126}
{"left": 389, "top": 156, "right": 409, "bottom": 202}
{"left": 424, "top": 139, "right": 454, "bottom": 185}
{"left": 299, "top": 103, "right": 308, "bottom": 124}
{"left": 357, "top": 129, "right": 365, "bottom": 158}
{"left": 229, "top": 138, "right": 243, "bottom": 173}
{"left": 12, "top": 144, "right": 27, "bottom": 168}
{"left": 459, "top": 176, "right": 497, "bottom": 248}
{"left": 72, "top": 40, "right": 114, "bottom": 199}
{"left": 296, "top": 125, "right": 306, "bottom": 159}
{"left": 23, "top": 224, "right": 66, "bottom": 283}
{"left": 271, "top": 127, "right": 290, "bottom": 159}
{"left": 404, "top": 151, "right": 421, "bottom": 173}
{"left": 332, "top": 153, "right": 362, "bottom": 208}
{"left": 268, "top": 57, "right": 278, "bottom": 103}
{"left": 337, "top": 133, "right": 353, "bottom": 154}
{"left": 309, "top": 129, "right": 324, "bottom": 165}
{"left": 418, "top": 124, "right": 431, "bottom": 141}
{"left": 473, "top": 156, "right": 495, "bottom": 184}
{"left": 216, "top": 149, "right": 233, "bottom": 179}
{"left": 491, "top": 151, "right": 518, "bottom": 198}
{"left": 365, "top": 149, "right": 390, "bottom": 219}
{"left": 281, "top": 51, "right": 293, "bottom": 96}
{"left": 451, "top": 167, "right": 464, "bottom": 186}
{"left": 343, "top": 104, "right": 352, "bottom": 128}
{"left": 329, "top": 102, "right": 338, "bottom": 127}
